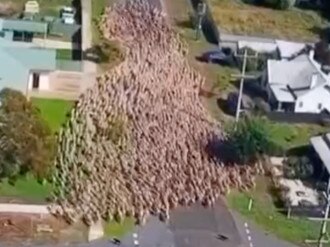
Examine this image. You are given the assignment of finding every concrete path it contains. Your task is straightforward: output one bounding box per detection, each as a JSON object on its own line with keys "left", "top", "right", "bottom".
{"left": 0, "top": 203, "right": 49, "bottom": 214}
{"left": 81, "top": 0, "right": 98, "bottom": 91}
{"left": 81, "top": 0, "right": 92, "bottom": 52}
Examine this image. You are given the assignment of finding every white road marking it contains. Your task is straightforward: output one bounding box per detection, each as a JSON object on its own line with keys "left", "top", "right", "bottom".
{"left": 134, "top": 240, "right": 139, "bottom": 245}
{"left": 133, "top": 233, "right": 138, "bottom": 238}
{"left": 244, "top": 222, "right": 254, "bottom": 247}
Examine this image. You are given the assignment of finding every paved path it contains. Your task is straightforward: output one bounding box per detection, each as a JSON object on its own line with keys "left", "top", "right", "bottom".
{"left": 0, "top": 203, "right": 49, "bottom": 214}
{"left": 81, "top": 0, "right": 97, "bottom": 91}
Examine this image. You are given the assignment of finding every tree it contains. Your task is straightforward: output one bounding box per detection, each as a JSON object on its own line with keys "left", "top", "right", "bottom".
{"left": 0, "top": 89, "right": 55, "bottom": 179}
{"left": 227, "top": 116, "right": 276, "bottom": 163}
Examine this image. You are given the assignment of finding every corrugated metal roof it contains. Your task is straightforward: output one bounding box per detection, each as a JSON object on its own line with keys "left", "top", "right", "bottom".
{"left": 238, "top": 40, "right": 277, "bottom": 53}
{"left": 2, "top": 19, "right": 48, "bottom": 34}
{"left": 311, "top": 133, "right": 330, "bottom": 174}
{"left": 276, "top": 40, "right": 306, "bottom": 59}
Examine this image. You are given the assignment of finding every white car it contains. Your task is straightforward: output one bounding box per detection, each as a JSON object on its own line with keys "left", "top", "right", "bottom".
{"left": 61, "top": 6, "right": 76, "bottom": 24}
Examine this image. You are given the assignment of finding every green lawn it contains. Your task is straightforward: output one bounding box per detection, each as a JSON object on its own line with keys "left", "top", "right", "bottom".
{"left": 227, "top": 176, "right": 325, "bottom": 245}
{"left": 0, "top": 174, "right": 52, "bottom": 202}
{"left": 56, "top": 49, "right": 73, "bottom": 60}
{"left": 32, "top": 98, "right": 73, "bottom": 133}
{"left": 91, "top": 0, "right": 109, "bottom": 44}
{"left": 268, "top": 122, "right": 327, "bottom": 150}
{"left": 104, "top": 217, "right": 135, "bottom": 238}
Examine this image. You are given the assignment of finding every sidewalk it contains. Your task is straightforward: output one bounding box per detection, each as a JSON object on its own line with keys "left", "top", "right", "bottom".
{"left": 0, "top": 203, "right": 49, "bottom": 214}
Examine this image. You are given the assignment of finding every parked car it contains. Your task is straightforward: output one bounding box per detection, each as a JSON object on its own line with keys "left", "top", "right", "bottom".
{"left": 60, "top": 6, "right": 76, "bottom": 24}
{"left": 198, "top": 47, "right": 235, "bottom": 65}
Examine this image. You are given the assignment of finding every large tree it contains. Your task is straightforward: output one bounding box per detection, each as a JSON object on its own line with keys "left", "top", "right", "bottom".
{"left": 227, "top": 116, "right": 276, "bottom": 163}
{"left": 0, "top": 89, "right": 55, "bottom": 179}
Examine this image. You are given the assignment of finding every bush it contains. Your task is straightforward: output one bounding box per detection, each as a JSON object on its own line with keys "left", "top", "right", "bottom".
{"left": 226, "top": 116, "right": 276, "bottom": 163}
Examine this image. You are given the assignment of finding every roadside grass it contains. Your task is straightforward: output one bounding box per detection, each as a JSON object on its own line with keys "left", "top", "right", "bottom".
{"left": 0, "top": 174, "right": 52, "bottom": 202}
{"left": 227, "top": 176, "right": 324, "bottom": 245}
{"left": 31, "top": 98, "right": 73, "bottom": 133}
{"left": 209, "top": 0, "right": 327, "bottom": 41}
{"left": 3, "top": 0, "right": 71, "bottom": 16}
{"left": 104, "top": 217, "right": 135, "bottom": 238}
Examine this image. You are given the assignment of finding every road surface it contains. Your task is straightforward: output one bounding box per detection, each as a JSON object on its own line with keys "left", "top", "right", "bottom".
{"left": 232, "top": 212, "right": 299, "bottom": 247}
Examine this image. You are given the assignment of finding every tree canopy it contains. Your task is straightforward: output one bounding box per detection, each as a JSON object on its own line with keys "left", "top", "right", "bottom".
{"left": 0, "top": 89, "right": 55, "bottom": 180}
{"left": 227, "top": 116, "right": 277, "bottom": 163}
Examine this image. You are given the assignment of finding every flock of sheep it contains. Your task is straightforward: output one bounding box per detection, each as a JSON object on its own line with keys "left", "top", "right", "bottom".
{"left": 50, "top": 0, "right": 260, "bottom": 226}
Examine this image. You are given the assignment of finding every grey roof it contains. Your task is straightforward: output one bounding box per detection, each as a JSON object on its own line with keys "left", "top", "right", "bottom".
{"left": 275, "top": 40, "right": 307, "bottom": 59}
{"left": 1, "top": 18, "right": 48, "bottom": 34}
{"left": 267, "top": 54, "right": 329, "bottom": 101}
{"left": 0, "top": 46, "right": 56, "bottom": 93}
{"left": 311, "top": 133, "right": 330, "bottom": 174}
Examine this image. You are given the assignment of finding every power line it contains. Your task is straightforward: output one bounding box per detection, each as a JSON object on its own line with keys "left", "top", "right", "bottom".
{"left": 231, "top": 49, "right": 258, "bottom": 124}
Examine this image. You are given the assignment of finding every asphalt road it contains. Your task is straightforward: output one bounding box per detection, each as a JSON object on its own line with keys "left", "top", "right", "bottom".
{"left": 232, "top": 212, "right": 299, "bottom": 247}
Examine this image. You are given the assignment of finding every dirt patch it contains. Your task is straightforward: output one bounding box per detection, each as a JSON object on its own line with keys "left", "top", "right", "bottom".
{"left": 0, "top": 213, "right": 87, "bottom": 245}
{"left": 0, "top": 2, "right": 20, "bottom": 17}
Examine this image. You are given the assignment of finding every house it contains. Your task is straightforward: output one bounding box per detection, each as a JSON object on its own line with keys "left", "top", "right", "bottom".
{"left": 0, "top": 46, "right": 56, "bottom": 94}
{"left": 261, "top": 51, "right": 330, "bottom": 113}
{"left": 0, "top": 17, "right": 80, "bottom": 49}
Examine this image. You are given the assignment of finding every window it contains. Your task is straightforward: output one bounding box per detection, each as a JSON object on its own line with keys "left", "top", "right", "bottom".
{"left": 299, "top": 102, "right": 303, "bottom": 108}
{"left": 318, "top": 103, "right": 323, "bottom": 110}
{"left": 0, "top": 32, "right": 5, "bottom": 38}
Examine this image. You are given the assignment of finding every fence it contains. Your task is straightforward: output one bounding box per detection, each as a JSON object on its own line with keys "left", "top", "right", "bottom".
{"left": 266, "top": 111, "right": 330, "bottom": 125}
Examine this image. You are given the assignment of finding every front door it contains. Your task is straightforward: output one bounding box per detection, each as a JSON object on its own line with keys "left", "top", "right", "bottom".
{"left": 32, "top": 73, "right": 40, "bottom": 89}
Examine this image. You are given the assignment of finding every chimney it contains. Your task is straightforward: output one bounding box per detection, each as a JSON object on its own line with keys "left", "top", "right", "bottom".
{"left": 310, "top": 74, "right": 318, "bottom": 89}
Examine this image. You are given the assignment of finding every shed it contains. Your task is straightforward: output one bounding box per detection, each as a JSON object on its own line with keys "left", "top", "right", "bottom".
{"left": 0, "top": 46, "right": 56, "bottom": 93}
{"left": 2, "top": 19, "right": 48, "bottom": 34}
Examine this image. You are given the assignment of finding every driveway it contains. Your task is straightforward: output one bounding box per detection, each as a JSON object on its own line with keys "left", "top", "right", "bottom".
{"left": 80, "top": 0, "right": 97, "bottom": 91}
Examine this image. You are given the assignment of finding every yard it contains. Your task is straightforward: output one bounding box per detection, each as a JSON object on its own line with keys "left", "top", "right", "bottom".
{"left": 209, "top": 0, "right": 328, "bottom": 41}
{"left": 0, "top": 0, "right": 72, "bottom": 17}
{"left": 31, "top": 98, "right": 73, "bottom": 133}
{"left": 227, "top": 176, "right": 326, "bottom": 245}
{"left": 0, "top": 174, "right": 52, "bottom": 202}
{"left": 0, "top": 98, "right": 73, "bottom": 202}
{"left": 268, "top": 122, "right": 327, "bottom": 150}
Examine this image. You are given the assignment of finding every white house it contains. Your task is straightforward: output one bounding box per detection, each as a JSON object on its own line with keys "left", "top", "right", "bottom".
{"left": 261, "top": 51, "right": 330, "bottom": 113}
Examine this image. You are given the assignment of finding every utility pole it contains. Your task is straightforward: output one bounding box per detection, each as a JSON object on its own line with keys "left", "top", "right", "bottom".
{"left": 195, "top": 2, "right": 206, "bottom": 41}
{"left": 305, "top": 178, "right": 330, "bottom": 247}
{"left": 231, "top": 49, "right": 258, "bottom": 123}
